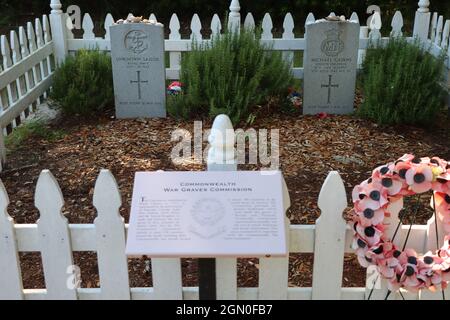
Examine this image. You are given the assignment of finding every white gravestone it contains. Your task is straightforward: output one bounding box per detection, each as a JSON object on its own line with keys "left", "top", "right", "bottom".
{"left": 303, "top": 19, "right": 360, "bottom": 114}
{"left": 110, "top": 21, "right": 166, "bottom": 118}
{"left": 125, "top": 171, "right": 287, "bottom": 257}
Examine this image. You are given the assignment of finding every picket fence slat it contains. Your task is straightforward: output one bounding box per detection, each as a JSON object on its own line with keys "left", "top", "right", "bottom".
{"left": 65, "top": 13, "right": 75, "bottom": 40}
{"left": 169, "top": 14, "right": 181, "bottom": 40}
{"left": 350, "top": 12, "right": 359, "bottom": 23}
{"left": 430, "top": 12, "right": 438, "bottom": 42}
{"left": 305, "top": 12, "right": 315, "bottom": 26}
{"left": 435, "top": 15, "right": 444, "bottom": 45}
{"left": 35, "top": 18, "right": 44, "bottom": 48}
{"left": 282, "top": 13, "right": 295, "bottom": 67}
{"left": 1, "top": 35, "right": 13, "bottom": 70}
{"left": 312, "top": 171, "right": 347, "bottom": 299}
{"left": 244, "top": 13, "right": 255, "bottom": 30}
{"left": 43, "top": 15, "right": 52, "bottom": 43}
{"left": 210, "top": 14, "right": 222, "bottom": 37}
{"left": 391, "top": 11, "right": 404, "bottom": 37}
{"left": 369, "top": 12, "right": 382, "bottom": 41}
{"left": 259, "top": 178, "right": 291, "bottom": 300}
{"left": 441, "top": 20, "right": 450, "bottom": 48}
{"left": 262, "top": 13, "right": 273, "bottom": 40}
{"left": 169, "top": 14, "right": 181, "bottom": 70}
{"left": 35, "top": 170, "right": 77, "bottom": 300}
{"left": 27, "top": 22, "right": 37, "bottom": 53}
{"left": 149, "top": 13, "right": 157, "bottom": 22}
{"left": 259, "top": 218, "right": 290, "bottom": 300}
{"left": 82, "top": 13, "right": 95, "bottom": 39}
{"left": 93, "top": 170, "right": 130, "bottom": 300}
{"left": 104, "top": 14, "right": 114, "bottom": 41}
{"left": 216, "top": 258, "right": 237, "bottom": 299}
{"left": 190, "top": 14, "right": 202, "bottom": 40}
{"left": 0, "top": 180, "right": 24, "bottom": 300}
{"left": 151, "top": 258, "right": 183, "bottom": 299}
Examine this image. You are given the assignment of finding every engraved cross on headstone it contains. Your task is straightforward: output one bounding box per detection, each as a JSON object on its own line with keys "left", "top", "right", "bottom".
{"left": 321, "top": 74, "right": 339, "bottom": 104}
{"left": 130, "top": 70, "right": 148, "bottom": 100}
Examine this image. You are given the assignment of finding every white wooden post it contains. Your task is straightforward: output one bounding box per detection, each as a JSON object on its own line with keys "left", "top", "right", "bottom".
{"left": 228, "top": 0, "right": 241, "bottom": 33}
{"left": 49, "top": 0, "right": 69, "bottom": 64}
{"left": 207, "top": 114, "right": 237, "bottom": 300}
{"left": 312, "top": 171, "right": 347, "bottom": 299}
{"left": 93, "top": 170, "right": 130, "bottom": 299}
{"left": 413, "top": 0, "right": 431, "bottom": 42}
{"left": 0, "top": 180, "right": 24, "bottom": 299}
{"left": 259, "top": 179, "right": 290, "bottom": 300}
{"left": 35, "top": 170, "right": 77, "bottom": 299}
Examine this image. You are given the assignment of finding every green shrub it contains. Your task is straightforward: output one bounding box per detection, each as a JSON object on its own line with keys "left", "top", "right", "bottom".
{"left": 358, "top": 37, "right": 447, "bottom": 126}
{"left": 168, "top": 28, "right": 294, "bottom": 124}
{"left": 50, "top": 49, "right": 113, "bottom": 115}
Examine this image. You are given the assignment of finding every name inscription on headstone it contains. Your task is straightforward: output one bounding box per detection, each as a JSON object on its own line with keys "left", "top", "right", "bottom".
{"left": 303, "top": 20, "right": 359, "bottom": 114}
{"left": 125, "top": 171, "right": 287, "bottom": 257}
{"left": 110, "top": 23, "right": 166, "bottom": 118}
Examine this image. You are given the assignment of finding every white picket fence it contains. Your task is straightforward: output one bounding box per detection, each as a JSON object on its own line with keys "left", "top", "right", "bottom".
{"left": 0, "top": 114, "right": 448, "bottom": 300}
{"left": 0, "top": 14, "right": 56, "bottom": 166}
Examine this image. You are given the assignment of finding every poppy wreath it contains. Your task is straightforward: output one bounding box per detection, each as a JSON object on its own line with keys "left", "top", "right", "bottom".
{"left": 351, "top": 154, "right": 450, "bottom": 292}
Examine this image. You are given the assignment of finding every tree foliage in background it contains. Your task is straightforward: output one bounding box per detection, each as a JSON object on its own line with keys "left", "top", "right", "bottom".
{"left": 358, "top": 37, "right": 446, "bottom": 126}
{"left": 168, "top": 28, "right": 293, "bottom": 124}
{"left": 50, "top": 49, "right": 113, "bottom": 115}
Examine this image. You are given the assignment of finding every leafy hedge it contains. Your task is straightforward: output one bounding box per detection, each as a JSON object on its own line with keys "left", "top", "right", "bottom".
{"left": 50, "top": 49, "right": 113, "bottom": 115}
{"left": 357, "top": 37, "right": 446, "bottom": 126}
{"left": 168, "top": 28, "right": 293, "bottom": 124}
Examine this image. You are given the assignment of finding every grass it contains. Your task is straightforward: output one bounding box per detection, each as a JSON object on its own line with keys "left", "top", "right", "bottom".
{"left": 5, "top": 120, "right": 66, "bottom": 152}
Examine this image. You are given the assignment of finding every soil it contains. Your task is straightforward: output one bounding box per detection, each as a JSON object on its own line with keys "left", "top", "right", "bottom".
{"left": 2, "top": 107, "right": 449, "bottom": 290}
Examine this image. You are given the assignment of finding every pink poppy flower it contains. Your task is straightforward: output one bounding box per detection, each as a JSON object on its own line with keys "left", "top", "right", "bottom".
{"left": 397, "top": 154, "right": 415, "bottom": 163}
{"left": 378, "top": 257, "right": 399, "bottom": 279}
{"left": 355, "top": 247, "right": 372, "bottom": 268}
{"left": 356, "top": 223, "right": 383, "bottom": 246}
{"left": 356, "top": 207, "right": 385, "bottom": 227}
{"left": 432, "top": 170, "right": 450, "bottom": 194}
{"left": 400, "top": 264, "right": 421, "bottom": 291}
{"left": 354, "top": 183, "right": 389, "bottom": 211}
{"left": 434, "top": 192, "right": 450, "bottom": 233}
{"left": 405, "top": 164, "right": 433, "bottom": 193}
{"left": 371, "top": 164, "right": 404, "bottom": 196}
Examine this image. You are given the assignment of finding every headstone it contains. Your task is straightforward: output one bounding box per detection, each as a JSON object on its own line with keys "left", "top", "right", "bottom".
{"left": 125, "top": 171, "right": 287, "bottom": 257}
{"left": 110, "top": 17, "right": 166, "bottom": 118}
{"left": 303, "top": 18, "right": 360, "bottom": 114}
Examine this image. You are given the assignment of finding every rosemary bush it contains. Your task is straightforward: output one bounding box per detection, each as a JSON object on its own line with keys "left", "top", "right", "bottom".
{"left": 358, "top": 37, "right": 446, "bottom": 126}
{"left": 168, "top": 28, "right": 293, "bottom": 124}
{"left": 51, "top": 49, "right": 113, "bottom": 115}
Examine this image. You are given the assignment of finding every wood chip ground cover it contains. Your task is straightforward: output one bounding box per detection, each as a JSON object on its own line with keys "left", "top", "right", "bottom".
{"left": 3, "top": 110, "right": 449, "bottom": 289}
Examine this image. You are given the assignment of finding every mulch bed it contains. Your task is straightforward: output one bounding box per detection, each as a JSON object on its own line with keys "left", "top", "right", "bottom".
{"left": 2, "top": 108, "right": 449, "bottom": 290}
